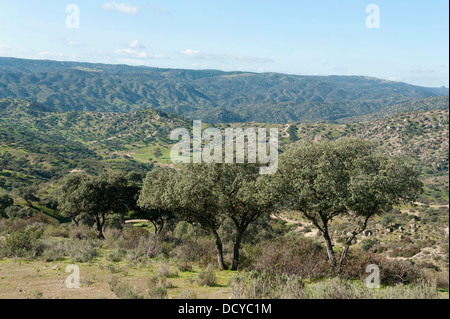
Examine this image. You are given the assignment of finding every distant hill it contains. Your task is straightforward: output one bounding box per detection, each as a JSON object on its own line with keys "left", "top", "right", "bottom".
{"left": 0, "top": 57, "right": 448, "bottom": 124}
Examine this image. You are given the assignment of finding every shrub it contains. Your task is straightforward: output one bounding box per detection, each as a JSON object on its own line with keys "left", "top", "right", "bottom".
{"left": 390, "top": 245, "right": 421, "bottom": 258}
{"left": 108, "top": 276, "right": 120, "bottom": 292}
{"left": 179, "top": 290, "right": 197, "bottom": 299}
{"left": 1, "top": 227, "right": 44, "bottom": 258}
{"left": 197, "top": 265, "right": 218, "bottom": 287}
{"left": 305, "top": 278, "right": 369, "bottom": 299}
{"left": 70, "top": 225, "right": 90, "bottom": 240}
{"left": 136, "top": 235, "right": 163, "bottom": 259}
{"left": 5, "top": 206, "right": 35, "bottom": 219}
{"left": 253, "top": 237, "right": 330, "bottom": 279}
{"left": 69, "top": 239, "right": 101, "bottom": 263}
{"left": 119, "top": 227, "right": 150, "bottom": 250}
{"left": 158, "top": 262, "right": 178, "bottom": 278}
{"left": 41, "top": 239, "right": 69, "bottom": 261}
{"left": 107, "top": 249, "right": 127, "bottom": 262}
{"left": 374, "top": 281, "right": 441, "bottom": 299}
{"left": 340, "top": 252, "right": 421, "bottom": 285}
{"left": 148, "top": 286, "right": 168, "bottom": 299}
{"left": 177, "top": 261, "right": 193, "bottom": 272}
{"left": 425, "top": 271, "right": 449, "bottom": 290}
{"left": 147, "top": 275, "right": 169, "bottom": 299}
{"left": 174, "top": 237, "right": 217, "bottom": 266}
{"left": 44, "top": 224, "right": 70, "bottom": 238}
{"left": 230, "top": 271, "right": 305, "bottom": 299}
{"left": 113, "top": 283, "right": 144, "bottom": 299}
{"left": 361, "top": 239, "right": 378, "bottom": 252}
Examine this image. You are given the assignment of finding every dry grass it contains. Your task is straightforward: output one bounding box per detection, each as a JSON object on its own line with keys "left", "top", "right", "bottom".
{"left": 0, "top": 258, "right": 233, "bottom": 299}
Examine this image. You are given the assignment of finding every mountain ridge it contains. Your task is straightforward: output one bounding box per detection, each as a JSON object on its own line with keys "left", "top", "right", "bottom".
{"left": 1, "top": 57, "right": 448, "bottom": 124}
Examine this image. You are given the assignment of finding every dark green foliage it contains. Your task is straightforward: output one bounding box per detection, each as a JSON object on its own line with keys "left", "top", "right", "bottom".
{"left": 276, "top": 138, "right": 423, "bottom": 268}
{"left": 0, "top": 193, "right": 13, "bottom": 214}
{"left": 58, "top": 172, "right": 136, "bottom": 238}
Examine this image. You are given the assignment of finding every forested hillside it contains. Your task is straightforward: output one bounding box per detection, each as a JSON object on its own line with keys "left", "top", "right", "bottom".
{"left": 0, "top": 57, "right": 448, "bottom": 123}
{"left": 0, "top": 97, "right": 448, "bottom": 206}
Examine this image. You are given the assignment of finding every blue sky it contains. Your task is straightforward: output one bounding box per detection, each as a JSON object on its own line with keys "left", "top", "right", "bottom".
{"left": 0, "top": 0, "right": 448, "bottom": 87}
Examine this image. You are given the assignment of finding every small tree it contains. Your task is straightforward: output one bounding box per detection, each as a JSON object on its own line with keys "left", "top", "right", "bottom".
{"left": 152, "top": 163, "right": 275, "bottom": 270}
{"left": 137, "top": 168, "right": 176, "bottom": 234}
{"left": 58, "top": 172, "right": 134, "bottom": 238}
{"left": 153, "top": 148, "right": 163, "bottom": 158}
{"left": 276, "top": 138, "right": 422, "bottom": 269}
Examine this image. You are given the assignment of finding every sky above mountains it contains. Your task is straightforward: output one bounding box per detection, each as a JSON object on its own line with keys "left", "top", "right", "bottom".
{"left": 0, "top": 0, "right": 448, "bottom": 88}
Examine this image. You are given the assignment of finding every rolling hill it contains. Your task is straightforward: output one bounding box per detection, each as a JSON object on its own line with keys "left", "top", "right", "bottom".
{"left": 0, "top": 57, "right": 448, "bottom": 124}
{"left": 0, "top": 97, "right": 448, "bottom": 204}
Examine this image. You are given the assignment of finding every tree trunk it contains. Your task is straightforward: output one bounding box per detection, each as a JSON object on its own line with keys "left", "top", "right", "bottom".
{"left": 150, "top": 220, "right": 158, "bottom": 234}
{"left": 96, "top": 215, "right": 105, "bottom": 239}
{"left": 339, "top": 215, "right": 372, "bottom": 267}
{"left": 213, "top": 231, "right": 228, "bottom": 270}
{"left": 339, "top": 236, "right": 355, "bottom": 267}
{"left": 231, "top": 230, "right": 244, "bottom": 271}
{"left": 322, "top": 231, "right": 336, "bottom": 268}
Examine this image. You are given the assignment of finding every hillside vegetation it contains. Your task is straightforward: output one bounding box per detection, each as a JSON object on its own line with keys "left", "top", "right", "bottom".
{"left": 0, "top": 98, "right": 448, "bottom": 202}
{"left": 0, "top": 57, "right": 448, "bottom": 124}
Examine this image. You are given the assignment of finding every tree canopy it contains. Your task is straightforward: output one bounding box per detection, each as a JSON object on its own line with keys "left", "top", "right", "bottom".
{"left": 276, "top": 138, "right": 423, "bottom": 268}
{"left": 58, "top": 172, "right": 135, "bottom": 238}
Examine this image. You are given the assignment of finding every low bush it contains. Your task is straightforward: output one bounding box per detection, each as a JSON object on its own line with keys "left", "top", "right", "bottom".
{"left": 390, "top": 245, "right": 422, "bottom": 258}
{"left": 113, "top": 282, "right": 144, "bottom": 299}
{"left": 119, "top": 227, "right": 151, "bottom": 250}
{"left": 68, "top": 239, "right": 101, "bottom": 263}
{"left": 107, "top": 248, "right": 127, "bottom": 262}
{"left": 340, "top": 252, "right": 421, "bottom": 285}
{"left": 158, "top": 262, "right": 178, "bottom": 278}
{"left": 44, "top": 224, "right": 70, "bottom": 238}
{"left": 148, "top": 286, "right": 168, "bottom": 299}
{"left": 0, "top": 227, "right": 44, "bottom": 258}
{"left": 197, "top": 265, "right": 218, "bottom": 287}
{"left": 136, "top": 235, "right": 163, "bottom": 259}
{"left": 179, "top": 290, "right": 197, "bottom": 299}
{"left": 230, "top": 271, "right": 305, "bottom": 299}
{"left": 174, "top": 237, "right": 217, "bottom": 267}
{"left": 253, "top": 237, "right": 330, "bottom": 279}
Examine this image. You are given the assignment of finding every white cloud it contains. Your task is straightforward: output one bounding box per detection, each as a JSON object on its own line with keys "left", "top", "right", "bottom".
{"left": 129, "top": 40, "right": 145, "bottom": 49}
{"left": 67, "top": 41, "right": 83, "bottom": 47}
{"left": 116, "top": 48, "right": 163, "bottom": 59}
{"left": 181, "top": 49, "right": 274, "bottom": 64}
{"left": 182, "top": 49, "right": 201, "bottom": 57}
{"left": 101, "top": 2, "right": 139, "bottom": 15}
